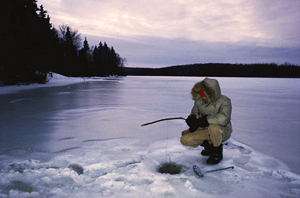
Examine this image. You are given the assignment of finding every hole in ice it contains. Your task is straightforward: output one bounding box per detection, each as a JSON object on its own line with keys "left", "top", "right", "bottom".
{"left": 157, "top": 163, "right": 182, "bottom": 175}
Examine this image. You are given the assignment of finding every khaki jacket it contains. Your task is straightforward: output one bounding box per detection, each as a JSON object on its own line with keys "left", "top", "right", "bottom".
{"left": 190, "top": 78, "right": 232, "bottom": 141}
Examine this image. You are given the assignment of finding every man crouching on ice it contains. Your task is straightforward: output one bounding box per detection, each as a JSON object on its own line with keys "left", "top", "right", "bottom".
{"left": 180, "top": 78, "right": 232, "bottom": 164}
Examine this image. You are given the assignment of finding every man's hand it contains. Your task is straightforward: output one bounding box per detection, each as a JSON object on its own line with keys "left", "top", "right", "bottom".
{"left": 186, "top": 115, "right": 209, "bottom": 133}
{"left": 197, "top": 115, "right": 209, "bottom": 127}
{"left": 186, "top": 115, "right": 198, "bottom": 132}
{"left": 186, "top": 115, "right": 197, "bottom": 127}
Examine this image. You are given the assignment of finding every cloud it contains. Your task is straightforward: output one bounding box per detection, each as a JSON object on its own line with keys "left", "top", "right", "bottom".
{"left": 249, "top": 0, "right": 300, "bottom": 47}
{"left": 38, "top": 0, "right": 300, "bottom": 67}
{"left": 40, "top": 0, "right": 299, "bottom": 46}
{"left": 86, "top": 34, "right": 300, "bottom": 67}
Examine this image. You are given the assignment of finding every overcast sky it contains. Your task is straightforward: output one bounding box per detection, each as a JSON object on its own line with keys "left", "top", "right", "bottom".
{"left": 38, "top": 0, "right": 300, "bottom": 68}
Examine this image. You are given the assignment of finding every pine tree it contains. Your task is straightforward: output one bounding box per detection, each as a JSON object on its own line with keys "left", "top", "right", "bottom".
{"left": 57, "top": 25, "right": 82, "bottom": 76}
{"left": 79, "top": 37, "right": 91, "bottom": 75}
{"left": 1, "top": 0, "right": 57, "bottom": 84}
{"left": 89, "top": 41, "right": 126, "bottom": 76}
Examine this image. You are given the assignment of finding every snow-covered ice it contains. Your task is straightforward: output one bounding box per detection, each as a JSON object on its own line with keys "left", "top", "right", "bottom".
{"left": 0, "top": 74, "right": 299, "bottom": 198}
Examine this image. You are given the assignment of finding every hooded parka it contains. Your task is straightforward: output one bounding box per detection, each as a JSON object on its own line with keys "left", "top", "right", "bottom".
{"left": 190, "top": 78, "right": 232, "bottom": 141}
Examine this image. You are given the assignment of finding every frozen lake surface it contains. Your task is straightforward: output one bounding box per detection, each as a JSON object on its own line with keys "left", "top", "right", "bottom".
{"left": 0, "top": 75, "right": 299, "bottom": 197}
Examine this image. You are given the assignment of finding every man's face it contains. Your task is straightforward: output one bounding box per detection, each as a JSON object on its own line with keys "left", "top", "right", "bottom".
{"left": 200, "top": 89, "right": 208, "bottom": 103}
{"left": 201, "top": 95, "right": 208, "bottom": 103}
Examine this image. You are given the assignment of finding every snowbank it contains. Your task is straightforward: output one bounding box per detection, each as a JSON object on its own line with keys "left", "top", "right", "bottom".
{"left": 0, "top": 73, "right": 111, "bottom": 95}
{"left": 0, "top": 138, "right": 299, "bottom": 198}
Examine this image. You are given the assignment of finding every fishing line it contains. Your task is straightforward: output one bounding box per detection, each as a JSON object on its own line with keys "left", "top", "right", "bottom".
{"left": 157, "top": 120, "right": 183, "bottom": 175}
{"left": 166, "top": 121, "right": 172, "bottom": 163}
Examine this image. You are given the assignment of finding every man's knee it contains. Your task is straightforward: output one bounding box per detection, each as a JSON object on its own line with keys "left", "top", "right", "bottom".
{"left": 181, "top": 129, "right": 190, "bottom": 136}
{"left": 180, "top": 132, "right": 204, "bottom": 147}
{"left": 180, "top": 134, "right": 193, "bottom": 146}
{"left": 208, "top": 124, "right": 223, "bottom": 147}
{"left": 208, "top": 124, "right": 223, "bottom": 136}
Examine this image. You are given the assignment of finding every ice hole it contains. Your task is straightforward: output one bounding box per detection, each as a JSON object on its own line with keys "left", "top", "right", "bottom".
{"left": 157, "top": 163, "right": 182, "bottom": 175}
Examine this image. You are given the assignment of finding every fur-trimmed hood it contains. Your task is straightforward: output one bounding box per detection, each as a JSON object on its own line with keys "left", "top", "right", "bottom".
{"left": 191, "top": 78, "right": 221, "bottom": 102}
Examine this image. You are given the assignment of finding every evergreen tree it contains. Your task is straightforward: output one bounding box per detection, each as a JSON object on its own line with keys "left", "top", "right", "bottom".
{"left": 91, "top": 45, "right": 100, "bottom": 75}
{"left": 1, "top": 0, "right": 57, "bottom": 85}
{"left": 57, "top": 25, "right": 82, "bottom": 76}
{"left": 58, "top": 25, "right": 82, "bottom": 50}
{"left": 79, "top": 37, "right": 91, "bottom": 75}
{"left": 0, "top": 1, "right": 125, "bottom": 83}
{"left": 89, "top": 41, "right": 126, "bottom": 76}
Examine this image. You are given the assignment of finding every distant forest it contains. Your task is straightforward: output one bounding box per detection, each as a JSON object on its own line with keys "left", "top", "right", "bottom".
{"left": 1, "top": 0, "right": 125, "bottom": 85}
{"left": 124, "top": 63, "right": 300, "bottom": 78}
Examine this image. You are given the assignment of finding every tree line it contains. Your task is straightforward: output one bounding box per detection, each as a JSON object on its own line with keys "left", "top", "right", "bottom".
{"left": 123, "top": 63, "right": 300, "bottom": 78}
{"left": 1, "top": 0, "right": 125, "bottom": 85}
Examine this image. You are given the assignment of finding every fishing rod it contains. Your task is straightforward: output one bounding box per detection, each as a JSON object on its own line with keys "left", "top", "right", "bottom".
{"left": 141, "top": 117, "right": 186, "bottom": 126}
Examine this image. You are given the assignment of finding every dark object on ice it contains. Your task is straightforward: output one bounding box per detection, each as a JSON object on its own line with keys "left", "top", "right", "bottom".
{"left": 69, "top": 163, "right": 84, "bottom": 175}
{"left": 158, "top": 163, "right": 182, "bottom": 175}
{"left": 207, "top": 144, "right": 223, "bottom": 164}
{"left": 193, "top": 165, "right": 234, "bottom": 177}
{"left": 141, "top": 117, "right": 185, "bottom": 126}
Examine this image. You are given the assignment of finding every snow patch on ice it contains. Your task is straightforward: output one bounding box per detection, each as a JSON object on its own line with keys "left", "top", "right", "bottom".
{"left": 0, "top": 73, "right": 106, "bottom": 95}
{"left": 0, "top": 138, "right": 299, "bottom": 198}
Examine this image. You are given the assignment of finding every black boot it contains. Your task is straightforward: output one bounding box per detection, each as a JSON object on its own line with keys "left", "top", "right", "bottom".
{"left": 207, "top": 144, "right": 223, "bottom": 164}
{"left": 201, "top": 140, "right": 213, "bottom": 156}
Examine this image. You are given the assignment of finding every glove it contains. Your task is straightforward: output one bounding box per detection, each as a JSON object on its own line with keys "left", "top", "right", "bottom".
{"left": 186, "top": 115, "right": 209, "bottom": 133}
{"left": 186, "top": 115, "right": 199, "bottom": 133}
{"left": 186, "top": 115, "right": 197, "bottom": 127}
{"left": 189, "top": 125, "right": 198, "bottom": 133}
{"left": 197, "top": 115, "right": 209, "bottom": 127}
